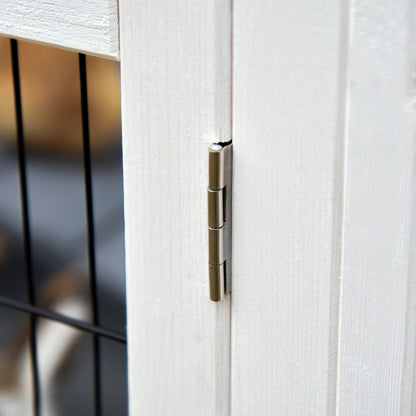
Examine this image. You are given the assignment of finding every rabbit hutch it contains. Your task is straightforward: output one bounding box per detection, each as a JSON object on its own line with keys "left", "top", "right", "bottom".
{"left": 1, "top": 0, "right": 416, "bottom": 415}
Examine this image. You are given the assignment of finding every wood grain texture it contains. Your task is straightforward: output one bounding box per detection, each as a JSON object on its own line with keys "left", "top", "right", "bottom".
{"left": 337, "top": 0, "right": 416, "bottom": 414}
{"left": 231, "top": 1, "right": 347, "bottom": 415}
{"left": 119, "top": 0, "right": 231, "bottom": 415}
{"left": 0, "top": 0, "right": 119, "bottom": 59}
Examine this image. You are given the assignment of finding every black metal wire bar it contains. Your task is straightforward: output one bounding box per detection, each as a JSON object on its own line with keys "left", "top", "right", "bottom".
{"left": 0, "top": 294, "right": 126, "bottom": 343}
{"left": 79, "top": 53, "right": 101, "bottom": 416}
{"left": 10, "top": 38, "right": 41, "bottom": 416}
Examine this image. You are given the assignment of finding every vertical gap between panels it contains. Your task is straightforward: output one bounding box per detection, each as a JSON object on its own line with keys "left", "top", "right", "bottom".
{"left": 79, "top": 53, "right": 102, "bottom": 416}
{"left": 334, "top": 0, "right": 354, "bottom": 414}
{"left": 10, "top": 38, "right": 41, "bottom": 416}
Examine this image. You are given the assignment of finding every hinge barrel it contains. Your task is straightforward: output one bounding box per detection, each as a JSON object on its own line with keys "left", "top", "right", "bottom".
{"left": 208, "top": 142, "right": 232, "bottom": 302}
{"left": 207, "top": 189, "right": 224, "bottom": 228}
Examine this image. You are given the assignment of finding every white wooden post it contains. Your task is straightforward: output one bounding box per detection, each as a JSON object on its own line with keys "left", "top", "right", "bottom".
{"left": 118, "top": 0, "right": 232, "bottom": 414}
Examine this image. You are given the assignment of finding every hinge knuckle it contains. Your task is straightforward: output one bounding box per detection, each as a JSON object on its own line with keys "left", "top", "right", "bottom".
{"left": 208, "top": 147, "right": 225, "bottom": 189}
{"left": 207, "top": 189, "right": 224, "bottom": 228}
{"left": 209, "top": 264, "right": 225, "bottom": 302}
{"left": 208, "top": 142, "right": 232, "bottom": 302}
{"left": 208, "top": 228, "right": 224, "bottom": 264}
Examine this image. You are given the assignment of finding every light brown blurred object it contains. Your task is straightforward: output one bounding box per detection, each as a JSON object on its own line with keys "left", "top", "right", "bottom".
{"left": 0, "top": 270, "right": 88, "bottom": 415}
{"left": 0, "top": 37, "right": 121, "bottom": 156}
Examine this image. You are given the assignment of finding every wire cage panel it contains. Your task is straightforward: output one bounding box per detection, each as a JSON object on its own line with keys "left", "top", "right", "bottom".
{"left": 0, "top": 37, "right": 127, "bottom": 416}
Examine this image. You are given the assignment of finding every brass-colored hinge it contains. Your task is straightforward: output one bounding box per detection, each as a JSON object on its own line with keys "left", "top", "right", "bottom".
{"left": 208, "top": 141, "right": 232, "bottom": 302}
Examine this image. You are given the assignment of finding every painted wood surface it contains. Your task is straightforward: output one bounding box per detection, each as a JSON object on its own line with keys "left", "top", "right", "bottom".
{"left": 0, "top": 0, "right": 119, "bottom": 59}
{"left": 118, "top": 0, "right": 231, "bottom": 415}
{"left": 337, "top": 0, "right": 416, "bottom": 414}
{"left": 231, "top": 1, "right": 347, "bottom": 414}
{"left": 3, "top": 1, "right": 416, "bottom": 414}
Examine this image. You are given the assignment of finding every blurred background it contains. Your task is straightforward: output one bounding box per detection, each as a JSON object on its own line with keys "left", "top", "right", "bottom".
{"left": 0, "top": 37, "right": 127, "bottom": 415}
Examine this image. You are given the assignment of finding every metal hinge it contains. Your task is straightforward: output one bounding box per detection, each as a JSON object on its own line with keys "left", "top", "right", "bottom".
{"left": 208, "top": 141, "right": 232, "bottom": 302}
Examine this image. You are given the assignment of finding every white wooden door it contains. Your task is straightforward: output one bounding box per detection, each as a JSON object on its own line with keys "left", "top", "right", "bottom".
{"left": 120, "top": 0, "right": 416, "bottom": 415}
{"left": 233, "top": 0, "right": 416, "bottom": 414}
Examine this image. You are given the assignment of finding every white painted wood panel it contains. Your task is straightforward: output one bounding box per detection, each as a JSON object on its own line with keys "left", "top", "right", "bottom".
{"left": 119, "top": 0, "right": 231, "bottom": 415}
{"left": 337, "top": 1, "right": 416, "bottom": 414}
{"left": 0, "top": 0, "right": 119, "bottom": 59}
{"left": 232, "top": 1, "right": 347, "bottom": 415}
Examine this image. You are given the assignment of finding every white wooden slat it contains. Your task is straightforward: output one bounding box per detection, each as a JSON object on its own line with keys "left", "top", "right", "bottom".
{"left": 119, "top": 0, "right": 231, "bottom": 415}
{"left": 231, "top": 1, "right": 347, "bottom": 414}
{"left": 0, "top": 0, "right": 119, "bottom": 59}
{"left": 337, "top": 1, "right": 416, "bottom": 414}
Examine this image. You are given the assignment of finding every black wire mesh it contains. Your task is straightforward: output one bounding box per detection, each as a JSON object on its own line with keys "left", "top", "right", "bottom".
{"left": 79, "top": 52, "right": 103, "bottom": 416}
{"left": 10, "top": 37, "right": 41, "bottom": 416}
{"left": 0, "top": 38, "right": 127, "bottom": 416}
